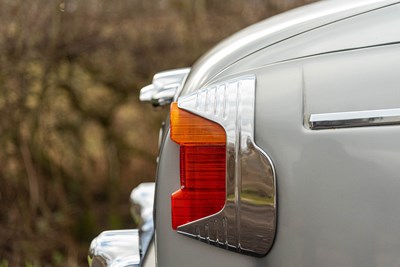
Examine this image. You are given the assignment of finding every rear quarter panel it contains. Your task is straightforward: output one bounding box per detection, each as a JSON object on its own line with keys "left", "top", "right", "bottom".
{"left": 154, "top": 3, "right": 400, "bottom": 266}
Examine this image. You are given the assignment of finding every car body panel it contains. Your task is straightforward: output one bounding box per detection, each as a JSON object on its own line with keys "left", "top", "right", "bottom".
{"left": 254, "top": 58, "right": 400, "bottom": 266}
{"left": 210, "top": 3, "right": 400, "bottom": 86}
{"left": 182, "top": 0, "right": 400, "bottom": 96}
{"left": 89, "top": 1, "right": 400, "bottom": 266}
{"left": 156, "top": 46, "right": 400, "bottom": 265}
{"left": 154, "top": 1, "right": 400, "bottom": 265}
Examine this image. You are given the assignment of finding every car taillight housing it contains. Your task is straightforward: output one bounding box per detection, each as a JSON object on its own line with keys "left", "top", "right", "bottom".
{"left": 170, "top": 103, "right": 226, "bottom": 229}
{"left": 169, "top": 75, "right": 276, "bottom": 257}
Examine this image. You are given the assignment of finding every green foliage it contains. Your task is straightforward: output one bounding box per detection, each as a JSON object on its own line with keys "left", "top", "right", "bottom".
{"left": 0, "top": 0, "right": 315, "bottom": 266}
{"left": 0, "top": 260, "right": 8, "bottom": 267}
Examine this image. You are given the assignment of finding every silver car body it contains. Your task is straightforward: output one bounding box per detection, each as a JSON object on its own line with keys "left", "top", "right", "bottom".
{"left": 153, "top": 1, "right": 400, "bottom": 266}
{"left": 90, "top": 0, "right": 400, "bottom": 266}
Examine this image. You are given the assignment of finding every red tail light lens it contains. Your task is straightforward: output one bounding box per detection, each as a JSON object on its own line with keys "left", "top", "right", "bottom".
{"left": 170, "top": 103, "right": 226, "bottom": 229}
{"left": 180, "top": 145, "right": 225, "bottom": 189}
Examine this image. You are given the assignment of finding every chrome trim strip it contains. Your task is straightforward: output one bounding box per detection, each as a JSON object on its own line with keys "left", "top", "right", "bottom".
{"left": 139, "top": 68, "right": 190, "bottom": 107}
{"left": 176, "top": 75, "right": 276, "bottom": 256}
{"left": 309, "top": 108, "right": 400, "bottom": 130}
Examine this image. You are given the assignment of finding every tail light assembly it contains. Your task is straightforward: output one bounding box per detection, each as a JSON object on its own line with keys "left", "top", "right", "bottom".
{"left": 170, "top": 75, "right": 276, "bottom": 256}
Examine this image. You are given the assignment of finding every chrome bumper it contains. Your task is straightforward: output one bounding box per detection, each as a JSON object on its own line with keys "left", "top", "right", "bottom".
{"left": 88, "top": 229, "right": 140, "bottom": 267}
{"left": 88, "top": 183, "right": 155, "bottom": 267}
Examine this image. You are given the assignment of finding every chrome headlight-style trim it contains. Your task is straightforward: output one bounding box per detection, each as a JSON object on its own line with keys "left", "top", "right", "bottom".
{"left": 309, "top": 108, "right": 400, "bottom": 130}
{"left": 176, "top": 75, "right": 276, "bottom": 256}
{"left": 139, "top": 68, "right": 190, "bottom": 107}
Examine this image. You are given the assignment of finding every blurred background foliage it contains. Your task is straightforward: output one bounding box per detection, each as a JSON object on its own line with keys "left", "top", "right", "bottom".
{"left": 0, "top": 0, "right": 315, "bottom": 266}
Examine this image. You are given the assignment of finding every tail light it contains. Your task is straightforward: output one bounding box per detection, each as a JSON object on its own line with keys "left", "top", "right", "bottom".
{"left": 170, "top": 103, "right": 226, "bottom": 229}
{"left": 170, "top": 75, "right": 276, "bottom": 256}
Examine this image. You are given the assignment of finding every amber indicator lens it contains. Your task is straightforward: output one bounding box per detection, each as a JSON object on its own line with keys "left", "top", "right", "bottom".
{"left": 170, "top": 102, "right": 226, "bottom": 229}
{"left": 170, "top": 102, "right": 225, "bottom": 144}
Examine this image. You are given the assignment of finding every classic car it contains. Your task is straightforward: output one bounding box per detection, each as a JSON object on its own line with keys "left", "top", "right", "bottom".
{"left": 88, "top": 0, "right": 400, "bottom": 266}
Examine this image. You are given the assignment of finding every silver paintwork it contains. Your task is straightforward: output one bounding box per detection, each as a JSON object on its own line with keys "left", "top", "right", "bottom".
{"left": 181, "top": 0, "right": 399, "bottom": 96}
{"left": 152, "top": 1, "right": 400, "bottom": 266}
{"left": 155, "top": 51, "right": 400, "bottom": 266}
{"left": 253, "top": 58, "right": 400, "bottom": 266}
{"left": 302, "top": 44, "right": 400, "bottom": 127}
{"left": 88, "top": 230, "right": 140, "bottom": 267}
{"left": 212, "top": 2, "right": 400, "bottom": 84}
{"left": 309, "top": 108, "right": 400, "bottom": 130}
{"left": 177, "top": 75, "right": 276, "bottom": 256}
{"left": 139, "top": 68, "right": 190, "bottom": 107}
{"left": 90, "top": 1, "right": 400, "bottom": 266}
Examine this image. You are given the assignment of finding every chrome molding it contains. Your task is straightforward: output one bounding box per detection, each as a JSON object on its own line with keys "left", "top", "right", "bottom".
{"left": 177, "top": 75, "right": 276, "bottom": 256}
{"left": 140, "top": 68, "right": 190, "bottom": 107}
{"left": 309, "top": 108, "right": 400, "bottom": 130}
{"left": 88, "top": 229, "right": 140, "bottom": 267}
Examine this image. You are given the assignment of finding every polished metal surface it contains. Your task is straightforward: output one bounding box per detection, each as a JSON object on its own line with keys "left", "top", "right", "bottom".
{"left": 88, "top": 229, "right": 140, "bottom": 267}
{"left": 309, "top": 108, "right": 400, "bottom": 130}
{"left": 140, "top": 68, "right": 190, "bottom": 107}
{"left": 176, "top": 75, "right": 276, "bottom": 256}
{"left": 130, "top": 183, "right": 155, "bottom": 256}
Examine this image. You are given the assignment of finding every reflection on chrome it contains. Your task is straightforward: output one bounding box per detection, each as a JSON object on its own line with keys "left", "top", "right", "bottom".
{"left": 88, "top": 183, "right": 155, "bottom": 267}
{"left": 130, "top": 182, "right": 155, "bottom": 255}
{"left": 88, "top": 229, "right": 140, "bottom": 267}
{"left": 139, "top": 68, "right": 190, "bottom": 107}
{"left": 177, "top": 75, "right": 276, "bottom": 256}
{"left": 309, "top": 108, "right": 400, "bottom": 130}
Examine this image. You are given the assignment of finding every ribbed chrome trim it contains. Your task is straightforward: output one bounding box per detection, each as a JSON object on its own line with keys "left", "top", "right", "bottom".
{"left": 176, "top": 75, "right": 276, "bottom": 257}
{"left": 309, "top": 108, "right": 400, "bottom": 130}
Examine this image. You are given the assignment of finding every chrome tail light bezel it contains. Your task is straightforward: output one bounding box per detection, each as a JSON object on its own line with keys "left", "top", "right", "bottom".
{"left": 174, "top": 75, "right": 277, "bottom": 257}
